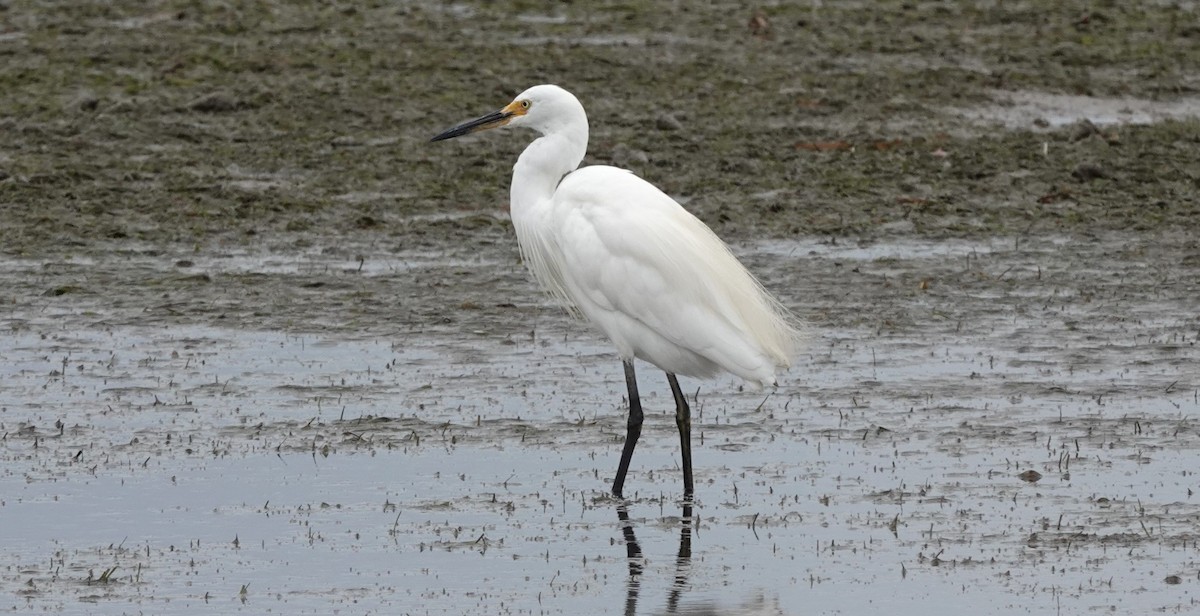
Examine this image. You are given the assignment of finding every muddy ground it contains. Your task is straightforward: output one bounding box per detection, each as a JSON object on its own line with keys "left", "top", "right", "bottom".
{"left": 2, "top": 1, "right": 1200, "bottom": 614}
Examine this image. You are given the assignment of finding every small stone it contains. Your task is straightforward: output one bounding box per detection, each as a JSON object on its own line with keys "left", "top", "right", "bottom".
{"left": 1165, "top": 575, "right": 1182, "bottom": 585}
{"left": 748, "top": 10, "right": 770, "bottom": 37}
{"left": 1071, "top": 162, "right": 1109, "bottom": 182}
{"left": 1069, "top": 119, "right": 1099, "bottom": 142}
{"left": 611, "top": 143, "right": 649, "bottom": 167}
{"left": 655, "top": 113, "right": 683, "bottom": 131}
{"left": 189, "top": 92, "right": 239, "bottom": 113}
{"left": 1017, "top": 470, "right": 1042, "bottom": 483}
{"left": 74, "top": 92, "right": 100, "bottom": 112}
{"left": 108, "top": 98, "right": 138, "bottom": 114}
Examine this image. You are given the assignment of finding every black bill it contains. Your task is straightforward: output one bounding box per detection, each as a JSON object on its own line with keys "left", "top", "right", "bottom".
{"left": 430, "top": 109, "right": 513, "bottom": 142}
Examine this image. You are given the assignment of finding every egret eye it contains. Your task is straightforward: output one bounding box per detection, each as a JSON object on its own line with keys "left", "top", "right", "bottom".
{"left": 520, "top": 100, "right": 531, "bottom": 110}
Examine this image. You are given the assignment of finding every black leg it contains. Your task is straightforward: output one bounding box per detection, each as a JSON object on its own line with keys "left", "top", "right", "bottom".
{"left": 667, "top": 373, "right": 694, "bottom": 499}
{"left": 612, "top": 360, "right": 643, "bottom": 498}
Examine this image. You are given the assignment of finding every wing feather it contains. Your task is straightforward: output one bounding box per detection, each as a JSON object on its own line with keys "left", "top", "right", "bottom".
{"left": 538, "top": 166, "right": 802, "bottom": 382}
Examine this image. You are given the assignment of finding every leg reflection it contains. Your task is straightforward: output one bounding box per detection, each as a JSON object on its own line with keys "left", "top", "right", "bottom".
{"left": 617, "top": 505, "right": 696, "bottom": 616}
{"left": 666, "top": 504, "right": 694, "bottom": 614}
{"left": 618, "top": 505, "right": 643, "bottom": 616}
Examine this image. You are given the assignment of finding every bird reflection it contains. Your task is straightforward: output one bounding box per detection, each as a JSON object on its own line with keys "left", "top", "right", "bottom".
{"left": 617, "top": 503, "right": 694, "bottom": 616}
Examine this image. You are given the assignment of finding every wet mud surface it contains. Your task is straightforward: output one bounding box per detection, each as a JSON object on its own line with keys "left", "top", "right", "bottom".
{"left": 3, "top": 1, "right": 1200, "bottom": 614}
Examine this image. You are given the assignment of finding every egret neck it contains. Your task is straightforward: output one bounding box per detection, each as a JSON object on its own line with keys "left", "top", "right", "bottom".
{"left": 509, "top": 119, "right": 588, "bottom": 218}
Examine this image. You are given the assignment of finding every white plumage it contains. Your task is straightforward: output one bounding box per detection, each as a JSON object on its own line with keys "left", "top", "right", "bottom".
{"left": 542, "top": 165, "right": 797, "bottom": 387}
{"left": 432, "top": 84, "right": 803, "bottom": 498}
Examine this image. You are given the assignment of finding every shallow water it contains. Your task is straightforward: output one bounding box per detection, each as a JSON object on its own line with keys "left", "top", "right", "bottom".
{"left": 3, "top": 232, "right": 1198, "bottom": 614}
{"left": 956, "top": 90, "right": 1200, "bottom": 130}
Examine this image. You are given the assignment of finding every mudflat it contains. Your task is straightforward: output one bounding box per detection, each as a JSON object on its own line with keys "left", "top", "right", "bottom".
{"left": 2, "top": 2, "right": 1198, "bottom": 614}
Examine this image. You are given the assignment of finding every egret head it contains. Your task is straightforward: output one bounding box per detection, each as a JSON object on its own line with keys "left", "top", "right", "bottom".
{"left": 430, "top": 85, "right": 586, "bottom": 142}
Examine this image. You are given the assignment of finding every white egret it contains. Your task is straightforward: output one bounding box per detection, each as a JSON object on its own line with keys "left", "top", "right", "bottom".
{"left": 432, "top": 85, "right": 802, "bottom": 499}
